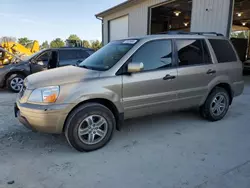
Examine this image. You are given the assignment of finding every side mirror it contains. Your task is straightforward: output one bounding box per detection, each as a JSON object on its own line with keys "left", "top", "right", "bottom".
{"left": 127, "top": 62, "right": 144, "bottom": 73}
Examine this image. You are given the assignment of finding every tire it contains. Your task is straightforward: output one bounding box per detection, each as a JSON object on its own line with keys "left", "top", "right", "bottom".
{"left": 64, "top": 103, "right": 115, "bottom": 152}
{"left": 7, "top": 74, "right": 25, "bottom": 93}
{"left": 200, "top": 87, "right": 230, "bottom": 121}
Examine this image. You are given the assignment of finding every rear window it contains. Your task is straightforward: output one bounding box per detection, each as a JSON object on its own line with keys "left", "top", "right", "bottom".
{"left": 209, "top": 39, "right": 238, "bottom": 63}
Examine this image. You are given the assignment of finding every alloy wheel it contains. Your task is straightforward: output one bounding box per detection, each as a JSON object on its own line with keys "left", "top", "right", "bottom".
{"left": 10, "top": 77, "right": 24, "bottom": 92}
{"left": 77, "top": 115, "right": 108, "bottom": 145}
{"left": 210, "top": 93, "right": 227, "bottom": 116}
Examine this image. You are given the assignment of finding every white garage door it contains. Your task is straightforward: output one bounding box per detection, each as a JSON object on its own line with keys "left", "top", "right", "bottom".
{"left": 109, "top": 15, "right": 128, "bottom": 41}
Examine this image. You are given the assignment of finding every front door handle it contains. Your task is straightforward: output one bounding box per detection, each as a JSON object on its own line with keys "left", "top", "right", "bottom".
{"left": 207, "top": 69, "right": 216, "bottom": 75}
{"left": 163, "top": 74, "right": 176, "bottom": 80}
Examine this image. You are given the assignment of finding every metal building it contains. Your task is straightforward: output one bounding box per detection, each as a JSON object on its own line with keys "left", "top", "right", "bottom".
{"left": 96, "top": 0, "right": 234, "bottom": 45}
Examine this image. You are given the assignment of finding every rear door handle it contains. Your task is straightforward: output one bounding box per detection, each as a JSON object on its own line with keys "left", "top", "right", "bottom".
{"left": 207, "top": 69, "right": 216, "bottom": 75}
{"left": 163, "top": 74, "right": 176, "bottom": 80}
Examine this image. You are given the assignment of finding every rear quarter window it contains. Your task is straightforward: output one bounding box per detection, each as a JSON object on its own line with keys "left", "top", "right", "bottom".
{"left": 209, "top": 39, "right": 238, "bottom": 63}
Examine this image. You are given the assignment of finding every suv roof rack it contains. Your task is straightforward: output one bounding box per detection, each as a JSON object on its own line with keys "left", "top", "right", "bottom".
{"left": 159, "top": 31, "right": 224, "bottom": 36}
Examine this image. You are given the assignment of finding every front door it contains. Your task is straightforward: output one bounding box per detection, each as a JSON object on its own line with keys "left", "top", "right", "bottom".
{"left": 30, "top": 50, "right": 51, "bottom": 73}
{"left": 122, "top": 39, "right": 178, "bottom": 119}
{"left": 174, "top": 39, "right": 216, "bottom": 108}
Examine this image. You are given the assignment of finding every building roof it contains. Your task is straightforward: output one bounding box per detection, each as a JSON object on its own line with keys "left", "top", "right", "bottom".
{"left": 96, "top": 0, "right": 145, "bottom": 18}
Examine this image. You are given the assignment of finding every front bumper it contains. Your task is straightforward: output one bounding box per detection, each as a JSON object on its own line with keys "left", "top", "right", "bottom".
{"left": 15, "top": 101, "right": 70, "bottom": 134}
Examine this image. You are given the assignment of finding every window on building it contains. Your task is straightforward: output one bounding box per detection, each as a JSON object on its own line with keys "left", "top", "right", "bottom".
{"left": 209, "top": 39, "right": 238, "bottom": 63}
{"left": 176, "top": 39, "right": 211, "bottom": 67}
{"left": 131, "top": 40, "right": 172, "bottom": 71}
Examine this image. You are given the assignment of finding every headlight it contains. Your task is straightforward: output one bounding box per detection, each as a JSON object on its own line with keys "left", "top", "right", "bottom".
{"left": 28, "top": 86, "right": 60, "bottom": 103}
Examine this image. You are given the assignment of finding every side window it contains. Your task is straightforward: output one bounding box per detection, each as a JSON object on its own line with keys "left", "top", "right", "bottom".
{"left": 209, "top": 39, "right": 238, "bottom": 63}
{"left": 131, "top": 40, "right": 172, "bottom": 71}
{"left": 59, "top": 50, "right": 78, "bottom": 60}
{"left": 87, "top": 50, "right": 95, "bottom": 55}
{"left": 36, "top": 51, "right": 50, "bottom": 62}
{"left": 176, "top": 39, "right": 211, "bottom": 67}
{"left": 78, "top": 50, "right": 89, "bottom": 59}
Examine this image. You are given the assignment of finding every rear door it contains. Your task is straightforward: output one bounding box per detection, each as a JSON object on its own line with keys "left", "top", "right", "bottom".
{"left": 208, "top": 39, "right": 243, "bottom": 95}
{"left": 208, "top": 39, "right": 242, "bottom": 79}
{"left": 30, "top": 50, "right": 51, "bottom": 73}
{"left": 58, "top": 49, "right": 90, "bottom": 67}
{"left": 174, "top": 39, "right": 216, "bottom": 108}
{"left": 122, "top": 39, "right": 178, "bottom": 119}
{"left": 58, "top": 49, "right": 77, "bottom": 67}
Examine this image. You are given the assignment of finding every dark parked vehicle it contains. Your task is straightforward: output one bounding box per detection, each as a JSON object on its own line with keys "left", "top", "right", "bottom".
{"left": 0, "top": 47, "right": 94, "bottom": 92}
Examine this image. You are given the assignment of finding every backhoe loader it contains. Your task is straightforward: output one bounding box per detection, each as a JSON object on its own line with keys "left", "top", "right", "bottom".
{"left": 0, "top": 40, "right": 39, "bottom": 65}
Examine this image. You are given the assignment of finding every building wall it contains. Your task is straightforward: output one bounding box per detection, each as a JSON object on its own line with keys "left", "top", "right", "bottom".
{"left": 103, "top": 0, "right": 169, "bottom": 44}
{"left": 191, "top": 0, "right": 232, "bottom": 36}
{"left": 102, "top": 0, "right": 233, "bottom": 44}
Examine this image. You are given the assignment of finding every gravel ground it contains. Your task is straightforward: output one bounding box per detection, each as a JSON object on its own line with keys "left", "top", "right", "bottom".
{"left": 0, "top": 77, "right": 250, "bottom": 188}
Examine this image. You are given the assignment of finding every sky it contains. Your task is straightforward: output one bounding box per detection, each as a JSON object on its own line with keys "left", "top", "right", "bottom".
{"left": 0, "top": 0, "right": 125, "bottom": 43}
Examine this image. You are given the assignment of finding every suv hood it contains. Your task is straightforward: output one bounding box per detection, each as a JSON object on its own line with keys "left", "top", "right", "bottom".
{"left": 26, "top": 66, "right": 100, "bottom": 89}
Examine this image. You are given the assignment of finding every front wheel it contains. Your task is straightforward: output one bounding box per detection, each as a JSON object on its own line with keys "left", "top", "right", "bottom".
{"left": 64, "top": 103, "right": 115, "bottom": 152}
{"left": 7, "top": 74, "right": 25, "bottom": 93}
{"left": 200, "top": 87, "right": 230, "bottom": 121}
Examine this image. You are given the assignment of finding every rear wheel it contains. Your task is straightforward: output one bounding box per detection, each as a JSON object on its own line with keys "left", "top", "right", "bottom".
{"left": 64, "top": 103, "right": 115, "bottom": 152}
{"left": 7, "top": 74, "right": 25, "bottom": 93}
{"left": 200, "top": 87, "right": 230, "bottom": 121}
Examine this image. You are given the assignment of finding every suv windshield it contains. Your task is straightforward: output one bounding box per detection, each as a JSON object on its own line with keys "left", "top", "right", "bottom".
{"left": 79, "top": 40, "right": 138, "bottom": 71}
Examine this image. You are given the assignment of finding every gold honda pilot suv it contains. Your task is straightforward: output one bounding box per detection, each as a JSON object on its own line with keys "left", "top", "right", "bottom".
{"left": 15, "top": 32, "right": 244, "bottom": 152}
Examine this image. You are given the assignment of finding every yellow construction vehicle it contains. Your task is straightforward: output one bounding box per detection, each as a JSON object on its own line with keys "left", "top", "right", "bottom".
{"left": 0, "top": 40, "right": 39, "bottom": 65}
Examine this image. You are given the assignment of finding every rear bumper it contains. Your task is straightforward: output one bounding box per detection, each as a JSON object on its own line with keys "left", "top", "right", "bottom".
{"left": 232, "top": 81, "right": 244, "bottom": 97}
{"left": 15, "top": 101, "right": 71, "bottom": 134}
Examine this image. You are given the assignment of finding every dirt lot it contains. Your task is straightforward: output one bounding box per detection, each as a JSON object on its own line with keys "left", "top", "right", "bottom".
{"left": 0, "top": 77, "right": 250, "bottom": 188}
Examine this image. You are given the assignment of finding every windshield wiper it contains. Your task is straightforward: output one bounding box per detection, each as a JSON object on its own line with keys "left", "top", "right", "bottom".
{"left": 80, "top": 64, "right": 106, "bottom": 71}
{"left": 80, "top": 65, "right": 93, "bottom": 70}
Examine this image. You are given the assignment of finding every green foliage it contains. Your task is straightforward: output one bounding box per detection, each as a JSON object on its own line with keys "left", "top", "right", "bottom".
{"left": 18, "top": 37, "right": 32, "bottom": 47}
{"left": 40, "top": 41, "right": 49, "bottom": 49}
{"left": 82, "top": 40, "right": 91, "bottom": 48}
{"left": 67, "top": 34, "right": 81, "bottom": 41}
{"left": 231, "top": 31, "right": 249, "bottom": 39}
{"left": 2, "top": 34, "right": 102, "bottom": 51}
{"left": 50, "top": 38, "right": 65, "bottom": 48}
{"left": 90, "top": 40, "right": 102, "bottom": 51}
{"left": 0, "top": 36, "right": 16, "bottom": 43}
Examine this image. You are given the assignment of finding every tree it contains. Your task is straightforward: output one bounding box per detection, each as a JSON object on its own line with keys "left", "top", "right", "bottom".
{"left": 82, "top": 40, "right": 91, "bottom": 48}
{"left": 0, "top": 36, "right": 16, "bottom": 43}
{"left": 18, "top": 37, "right": 32, "bottom": 46}
{"left": 40, "top": 41, "right": 49, "bottom": 49}
{"left": 50, "top": 38, "right": 65, "bottom": 48}
{"left": 67, "top": 34, "right": 81, "bottom": 41}
{"left": 90, "top": 40, "right": 102, "bottom": 51}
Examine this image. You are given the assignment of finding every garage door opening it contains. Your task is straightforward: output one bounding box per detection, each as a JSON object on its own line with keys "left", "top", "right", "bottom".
{"left": 231, "top": 0, "right": 250, "bottom": 64}
{"left": 149, "top": 0, "right": 192, "bottom": 34}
